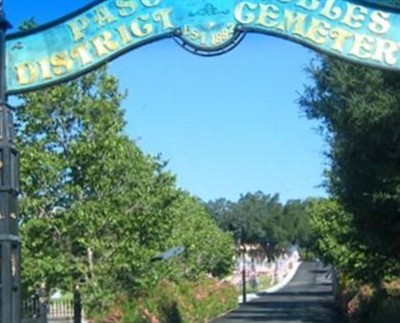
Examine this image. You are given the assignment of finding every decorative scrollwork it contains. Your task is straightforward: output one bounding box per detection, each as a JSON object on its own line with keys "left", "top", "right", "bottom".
{"left": 189, "top": 3, "right": 229, "bottom": 17}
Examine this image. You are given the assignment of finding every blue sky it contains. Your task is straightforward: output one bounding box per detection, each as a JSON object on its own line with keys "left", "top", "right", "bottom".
{"left": 5, "top": 0, "right": 328, "bottom": 203}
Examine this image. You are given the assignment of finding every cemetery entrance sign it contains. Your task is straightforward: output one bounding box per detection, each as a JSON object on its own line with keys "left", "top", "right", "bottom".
{"left": 1, "top": 1, "right": 400, "bottom": 322}
{"left": 6, "top": 0, "right": 400, "bottom": 95}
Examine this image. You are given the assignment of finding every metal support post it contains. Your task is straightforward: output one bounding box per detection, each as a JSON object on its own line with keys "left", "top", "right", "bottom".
{"left": 0, "top": 1, "right": 21, "bottom": 322}
{"left": 73, "top": 286, "right": 82, "bottom": 323}
{"left": 38, "top": 285, "right": 48, "bottom": 323}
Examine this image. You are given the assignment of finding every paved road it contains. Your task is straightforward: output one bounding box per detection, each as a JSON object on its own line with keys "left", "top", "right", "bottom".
{"left": 211, "top": 262, "right": 345, "bottom": 323}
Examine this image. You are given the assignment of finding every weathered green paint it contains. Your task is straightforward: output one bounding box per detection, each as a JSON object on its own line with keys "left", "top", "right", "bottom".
{"left": 6, "top": 0, "right": 400, "bottom": 94}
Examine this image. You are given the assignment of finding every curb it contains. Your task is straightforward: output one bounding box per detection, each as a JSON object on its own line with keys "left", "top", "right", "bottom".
{"left": 237, "top": 261, "right": 302, "bottom": 303}
{"left": 261, "top": 261, "right": 302, "bottom": 293}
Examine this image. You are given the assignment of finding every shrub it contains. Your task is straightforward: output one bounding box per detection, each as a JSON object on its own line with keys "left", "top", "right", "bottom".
{"left": 340, "top": 279, "right": 400, "bottom": 323}
{"left": 371, "top": 280, "right": 400, "bottom": 323}
{"left": 383, "top": 279, "right": 400, "bottom": 298}
{"left": 89, "top": 277, "right": 238, "bottom": 322}
{"left": 347, "top": 284, "right": 375, "bottom": 322}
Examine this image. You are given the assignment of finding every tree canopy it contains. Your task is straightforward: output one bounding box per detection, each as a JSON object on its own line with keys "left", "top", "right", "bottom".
{"left": 205, "top": 191, "right": 311, "bottom": 258}
{"left": 15, "top": 66, "right": 234, "bottom": 311}
{"left": 299, "top": 56, "right": 400, "bottom": 263}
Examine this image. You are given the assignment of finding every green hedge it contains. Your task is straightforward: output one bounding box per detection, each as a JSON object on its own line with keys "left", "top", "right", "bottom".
{"left": 89, "top": 277, "right": 238, "bottom": 322}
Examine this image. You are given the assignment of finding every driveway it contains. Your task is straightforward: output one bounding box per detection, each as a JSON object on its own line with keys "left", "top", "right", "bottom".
{"left": 211, "top": 262, "right": 345, "bottom": 323}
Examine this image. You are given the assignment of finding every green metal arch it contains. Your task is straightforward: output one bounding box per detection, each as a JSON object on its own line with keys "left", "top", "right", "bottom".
{"left": 5, "top": 0, "right": 400, "bottom": 95}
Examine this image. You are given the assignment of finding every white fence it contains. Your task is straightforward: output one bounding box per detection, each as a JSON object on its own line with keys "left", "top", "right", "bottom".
{"left": 22, "top": 299, "right": 87, "bottom": 323}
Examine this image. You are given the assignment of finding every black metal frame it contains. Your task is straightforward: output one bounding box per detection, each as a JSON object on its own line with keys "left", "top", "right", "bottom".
{"left": 0, "top": 1, "right": 21, "bottom": 322}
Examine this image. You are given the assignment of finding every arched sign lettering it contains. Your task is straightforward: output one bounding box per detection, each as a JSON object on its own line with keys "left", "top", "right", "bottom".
{"left": 6, "top": 0, "right": 400, "bottom": 95}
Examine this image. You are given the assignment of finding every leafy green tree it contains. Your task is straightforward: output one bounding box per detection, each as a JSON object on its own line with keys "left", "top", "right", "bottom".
{"left": 229, "top": 192, "right": 282, "bottom": 249}
{"left": 204, "top": 198, "right": 235, "bottom": 231}
{"left": 206, "top": 192, "right": 312, "bottom": 259}
{"left": 16, "top": 65, "right": 236, "bottom": 314}
{"left": 299, "top": 56, "right": 400, "bottom": 261}
{"left": 16, "top": 67, "right": 179, "bottom": 301}
{"left": 282, "top": 199, "right": 311, "bottom": 248}
{"left": 307, "top": 198, "right": 398, "bottom": 283}
{"left": 167, "top": 193, "right": 234, "bottom": 279}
